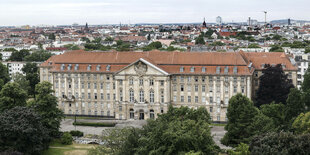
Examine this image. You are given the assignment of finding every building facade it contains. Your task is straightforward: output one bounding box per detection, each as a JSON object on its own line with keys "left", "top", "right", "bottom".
{"left": 40, "top": 50, "right": 297, "bottom": 122}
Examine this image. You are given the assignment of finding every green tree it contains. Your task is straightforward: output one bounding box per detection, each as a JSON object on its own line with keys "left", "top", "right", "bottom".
{"left": 32, "top": 81, "right": 64, "bottom": 137}
{"left": 195, "top": 35, "right": 205, "bottom": 45}
{"left": 24, "top": 50, "right": 52, "bottom": 62}
{"left": 0, "top": 106, "right": 49, "bottom": 155}
{"left": 64, "top": 44, "right": 80, "bottom": 50}
{"left": 249, "top": 132, "right": 310, "bottom": 155}
{"left": 8, "top": 49, "right": 30, "bottom": 61}
{"left": 260, "top": 103, "right": 286, "bottom": 130}
{"left": 0, "top": 53, "right": 2, "bottom": 61}
{"left": 104, "top": 37, "right": 114, "bottom": 42}
{"left": 60, "top": 132, "right": 73, "bottom": 145}
{"left": 221, "top": 94, "right": 258, "bottom": 147}
{"left": 285, "top": 88, "right": 305, "bottom": 123}
{"left": 228, "top": 143, "right": 250, "bottom": 155}
{"left": 12, "top": 73, "right": 31, "bottom": 95}
{"left": 272, "top": 34, "right": 282, "bottom": 40}
{"left": 0, "top": 62, "right": 10, "bottom": 89}
{"left": 22, "top": 63, "right": 39, "bottom": 98}
{"left": 249, "top": 112, "right": 276, "bottom": 136}
{"left": 269, "top": 44, "right": 284, "bottom": 52}
{"left": 0, "top": 82, "right": 27, "bottom": 112}
{"left": 48, "top": 33, "right": 56, "bottom": 40}
{"left": 255, "top": 64, "right": 294, "bottom": 107}
{"left": 292, "top": 112, "right": 310, "bottom": 134}
{"left": 247, "top": 44, "right": 260, "bottom": 48}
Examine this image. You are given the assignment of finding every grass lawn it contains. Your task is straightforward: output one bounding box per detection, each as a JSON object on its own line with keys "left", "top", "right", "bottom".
{"left": 43, "top": 139, "right": 95, "bottom": 155}
{"left": 211, "top": 123, "right": 227, "bottom": 127}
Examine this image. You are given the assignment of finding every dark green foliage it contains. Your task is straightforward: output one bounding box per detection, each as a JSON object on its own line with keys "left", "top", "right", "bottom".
{"left": 249, "top": 132, "right": 310, "bottom": 155}
{"left": 260, "top": 103, "right": 286, "bottom": 130}
{"left": 60, "top": 132, "right": 73, "bottom": 145}
{"left": 209, "top": 41, "right": 225, "bottom": 46}
{"left": 255, "top": 64, "right": 294, "bottom": 107}
{"left": 8, "top": 49, "right": 30, "bottom": 61}
{"left": 64, "top": 44, "right": 80, "bottom": 50}
{"left": 269, "top": 44, "right": 284, "bottom": 52}
{"left": 292, "top": 112, "right": 310, "bottom": 134}
{"left": 81, "top": 37, "right": 90, "bottom": 43}
{"left": 221, "top": 94, "right": 258, "bottom": 147}
{"left": 249, "top": 112, "right": 276, "bottom": 136}
{"left": 285, "top": 88, "right": 305, "bottom": 123}
{"left": 247, "top": 43, "right": 260, "bottom": 48}
{"left": 227, "top": 143, "right": 250, "bottom": 155}
{"left": 0, "top": 82, "right": 27, "bottom": 112}
{"left": 0, "top": 53, "right": 2, "bottom": 61}
{"left": 12, "top": 73, "right": 31, "bottom": 95}
{"left": 272, "top": 34, "right": 282, "bottom": 40}
{"left": 104, "top": 37, "right": 114, "bottom": 42}
{"left": 3, "top": 48, "right": 17, "bottom": 52}
{"left": 0, "top": 62, "right": 10, "bottom": 89}
{"left": 24, "top": 50, "right": 52, "bottom": 62}
{"left": 48, "top": 33, "right": 56, "bottom": 40}
{"left": 195, "top": 34, "right": 205, "bottom": 45}
{"left": 69, "top": 130, "right": 84, "bottom": 137}
{"left": 0, "top": 106, "right": 49, "bottom": 155}
{"left": 73, "top": 122, "right": 116, "bottom": 127}
{"left": 143, "top": 41, "right": 162, "bottom": 51}
{"left": 32, "top": 82, "right": 64, "bottom": 137}
{"left": 89, "top": 106, "right": 219, "bottom": 155}
{"left": 22, "top": 63, "right": 39, "bottom": 98}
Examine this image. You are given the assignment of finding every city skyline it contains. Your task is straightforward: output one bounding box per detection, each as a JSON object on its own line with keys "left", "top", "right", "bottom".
{"left": 0, "top": 0, "right": 310, "bottom": 26}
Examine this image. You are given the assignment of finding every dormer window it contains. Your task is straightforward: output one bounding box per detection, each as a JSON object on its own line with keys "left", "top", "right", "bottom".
{"left": 74, "top": 64, "right": 79, "bottom": 71}
{"left": 87, "top": 65, "right": 92, "bottom": 71}
{"left": 48, "top": 61, "right": 52, "bottom": 65}
{"left": 180, "top": 66, "right": 184, "bottom": 72}
{"left": 216, "top": 66, "right": 221, "bottom": 74}
{"left": 60, "top": 64, "right": 65, "bottom": 71}
{"left": 202, "top": 67, "right": 206, "bottom": 73}
{"left": 282, "top": 64, "right": 286, "bottom": 69}
{"left": 224, "top": 66, "right": 229, "bottom": 74}
{"left": 96, "top": 65, "right": 101, "bottom": 71}
{"left": 190, "top": 67, "right": 195, "bottom": 72}
{"left": 106, "top": 65, "right": 111, "bottom": 71}
{"left": 67, "top": 64, "right": 72, "bottom": 71}
{"left": 261, "top": 64, "right": 265, "bottom": 69}
{"left": 233, "top": 66, "right": 238, "bottom": 74}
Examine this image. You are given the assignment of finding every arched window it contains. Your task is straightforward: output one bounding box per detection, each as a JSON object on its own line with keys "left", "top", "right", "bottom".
{"left": 150, "top": 109, "right": 155, "bottom": 119}
{"left": 129, "top": 109, "right": 134, "bottom": 119}
{"left": 139, "top": 90, "right": 144, "bottom": 103}
{"left": 129, "top": 89, "right": 134, "bottom": 102}
{"left": 149, "top": 90, "right": 154, "bottom": 103}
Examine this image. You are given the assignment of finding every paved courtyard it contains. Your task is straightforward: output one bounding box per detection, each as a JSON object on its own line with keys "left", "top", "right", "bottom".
{"left": 61, "top": 119, "right": 230, "bottom": 149}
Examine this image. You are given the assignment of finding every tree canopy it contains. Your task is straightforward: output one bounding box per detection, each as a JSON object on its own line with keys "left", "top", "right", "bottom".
{"left": 8, "top": 49, "right": 30, "bottom": 61}
{"left": 22, "top": 63, "right": 40, "bottom": 97}
{"left": 0, "top": 82, "right": 27, "bottom": 112}
{"left": 255, "top": 64, "right": 294, "bottom": 107}
{"left": 24, "top": 50, "right": 52, "bottom": 62}
{"left": 221, "top": 94, "right": 258, "bottom": 147}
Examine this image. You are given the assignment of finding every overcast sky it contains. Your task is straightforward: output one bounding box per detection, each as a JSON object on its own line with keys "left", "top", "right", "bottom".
{"left": 0, "top": 0, "right": 309, "bottom": 26}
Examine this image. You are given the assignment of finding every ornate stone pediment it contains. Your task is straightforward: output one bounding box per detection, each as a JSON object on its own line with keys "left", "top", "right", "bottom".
{"left": 134, "top": 61, "right": 147, "bottom": 76}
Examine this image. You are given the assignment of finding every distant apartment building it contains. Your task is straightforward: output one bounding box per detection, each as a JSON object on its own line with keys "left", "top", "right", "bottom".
{"left": 2, "top": 61, "right": 26, "bottom": 77}
{"left": 40, "top": 50, "right": 297, "bottom": 122}
{"left": 0, "top": 51, "right": 12, "bottom": 61}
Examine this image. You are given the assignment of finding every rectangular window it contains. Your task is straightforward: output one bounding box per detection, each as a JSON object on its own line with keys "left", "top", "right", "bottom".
{"left": 181, "top": 96, "right": 184, "bottom": 102}
{"left": 173, "top": 85, "right": 177, "bottom": 91}
{"left": 210, "top": 107, "right": 213, "bottom": 112}
{"left": 180, "top": 76, "right": 184, "bottom": 82}
{"left": 88, "top": 93, "right": 91, "bottom": 99}
{"left": 202, "top": 85, "right": 206, "bottom": 92}
{"left": 101, "top": 93, "right": 104, "bottom": 100}
{"left": 106, "top": 83, "right": 110, "bottom": 90}
{"left": 187, "top": 85, "right": 191, "bottom": 92}
{"left": 187, "top": 76, "right": 191, "bottom": 82}
{"left": 129, "top": 78, "right": 134, "bottom": 85}
{"left": 139, "top": 79, "right": 144, "bottom": 86}
{"left": 94, "top": 83, "right": 97, "bottom": 89}
{"left": 160, "top": 80, "right": 164, "bottom": 86}
{"left": 202, "top": 97, "right": 206, "bottom": 103}
{"left": 94, "top": 93, "right": 97, "bottom": 100}
{"left": 173, "top": 96, "right": 177, "bottom": 102}
{"left": 188, "top": 96, "right": 191, "bottom": 103}
{"left": 195, "top": 76, "right": 198, "bottom": 82}
{"left": 195, "top": 96, "right": 198, "bottom": 103}
{"left": 202, "top": 76, "right": 205, "bottom": 82}
{"left": 88, "top": 83, "right": 91, "bottom": 89}
{"left": 81, "top": 82, "right": 84, "bottom": 89}
{"left": 82, "top": 93, "right": 85, "bottom": 99}
{"left": 233, "top": 86, "right": 237, "bottom": 93}
{"left": 210, "top": 97, "right": 213, "bottom": 104}
{"left": 241, "top": 86, "right": 245, "bottom": 93}
{"left": 100, "top": 83, "right": 103, "bottom": 89}
{"left": 107, "top": 93, "right": 110, "bottom": 100}
{"left": 195, "top": 85, "right": 198, "bottom": 92}
{"left": 181, "top": 85, "right": 184, "bottom": 91}
{"left": 149, "top": 79, "right": 154, "bottom": 86}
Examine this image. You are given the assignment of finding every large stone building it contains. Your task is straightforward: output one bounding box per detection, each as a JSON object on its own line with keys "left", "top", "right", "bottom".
{"left": 40, "top": 50, "right": 297, "bottom": 122}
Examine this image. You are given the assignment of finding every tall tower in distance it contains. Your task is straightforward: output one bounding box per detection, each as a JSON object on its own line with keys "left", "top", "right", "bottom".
{"left": 202, "top": 18, "right": 207, "bottom": 27}
{"left": 216, "top": 16, "right": 222, "bottom": 25}
{"left": 288, "top": 18, "right": 291, "bottom": 25}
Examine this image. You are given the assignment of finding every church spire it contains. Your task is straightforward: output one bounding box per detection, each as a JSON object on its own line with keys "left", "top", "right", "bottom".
{"left": 202, "top": 17, "right": 207, "bottom": 27}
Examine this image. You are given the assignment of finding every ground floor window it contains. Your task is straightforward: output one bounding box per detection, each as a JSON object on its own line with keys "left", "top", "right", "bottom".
{"left": 130, "top": 109, "right": 134, "bottom": 119}
{"left": 150, "top": 109, "right": 155, "bottom": 119}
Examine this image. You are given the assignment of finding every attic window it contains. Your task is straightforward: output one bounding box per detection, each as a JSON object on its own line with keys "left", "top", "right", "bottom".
{"left": 96, "top": 65, "right": 101, "bottom": 71}
{"left": 282, "top": 64, "right": 286, "bottom": 69}
{"left": 233, "top": 66, "right": 238, "bottom": 74}
{"left": 224, "top": 66, "right": 229, "bottom": 74}
{"left": 60, "top": 64, "right": 65, "bottom": 71}
{"left": 48, "top": 61, "right": 52, "bottom": 65}
{"left": 67, "top": 64, "right": 72, "bottom": 71}
{"left": 74, "top": 64, "right": 79, "bottom": 71}
{"left": 87, "top": 65, "right": 92, "bottom": 71}
{"left": 202, "top": 67, "right": 206, "bottom": 73}
{"left": 106, "top": 65, "right": 111, "bottom": 71}
{"left": 180, "top": 66, "right": 184, "bottom": 72}
{"left": 216, "top": 67, "right": 221, "bottom": 74}
{"left": 190, "top": 67, "right": 195, "bottom": 72}
{"left": 261, "top": 64, "right": 265, "bottom": 68}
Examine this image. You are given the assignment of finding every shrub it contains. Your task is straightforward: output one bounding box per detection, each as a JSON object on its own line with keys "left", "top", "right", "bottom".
{"left": 60, "top": 132, "right": 73, "bottom": 145}
{"left": 249, "top": 132, "right": 310, "bottom": 155}
{"left": 70, "top": 130, "right": 84, "bottom": 137}
{"left": 73, "top": 122, "right": 116, "bottom": 127}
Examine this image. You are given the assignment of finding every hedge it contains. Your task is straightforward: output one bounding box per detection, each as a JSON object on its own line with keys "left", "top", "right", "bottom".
{"left": 73, "top": 122, "right": 116, "bottom": 127}
{"left": 70, "top": 130, "right": 84, "bottom": 137}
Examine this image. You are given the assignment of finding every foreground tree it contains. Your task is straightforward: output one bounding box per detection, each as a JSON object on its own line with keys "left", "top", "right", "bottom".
{"left": 0, "top": 106, "right": 49, "bottom": 155}
{"left": 0, "top": 62, "right": 10, "bottom": 90}
{"left": 301, "top": 69, "right": 310, "bottom": 110}
{"left": 90, "top": 106, "right": 219, "bottom": 155}
{"left": 221, "top": 94, "right": 258, "bottom": 147}
{"left": 12, "top": 73, "right": 31, "bottom": 95}
{"left": 292, "top": 112, "right": 310, "bottom": 134}
{"left": 0, "top": 82, "right": 27, "bottom": 112}
{"left": 22, "top": 62, "right": 40, "bottom": 98}
{"left": 31, "top": 82, "right": 64, "bottom": 137}
{"left": 8, "top": 49, "right": 30, "bottom": 61}
{"left": 249, "top": 132, "right": 310, "bottom": 155}
{"left": 285, "top": 88, "right": 305, "bottom": 123}
{"left": 255, "top": 64, "right": 294, "bottom": 107}
{"left": 260, "top": 103, "right": 286, "bottom": 130}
